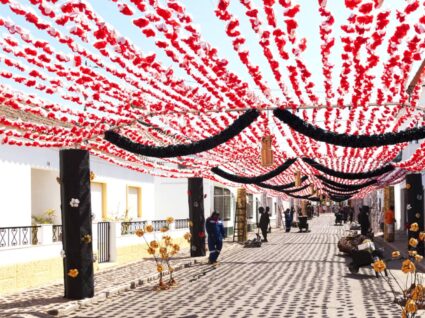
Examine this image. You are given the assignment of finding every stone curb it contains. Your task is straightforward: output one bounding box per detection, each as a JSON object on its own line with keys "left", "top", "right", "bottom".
{"left": 46, "top": 259, "right": 199, "bottom": 316}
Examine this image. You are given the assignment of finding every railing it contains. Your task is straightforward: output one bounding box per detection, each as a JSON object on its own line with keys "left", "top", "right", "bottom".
{"left": 52, "top": 225, "right": 63, "bottom": 242}
{"left": 0, "top": 226, "right": 40, "bottom": 248}
{"left": 175, "top": 219, "right": 189, "bottom": 229}
{"left": 121, "top": 221, "right": 147, "bottom": 235}
{"left": 152, "top": 220, "right": 167, "bottom": 231}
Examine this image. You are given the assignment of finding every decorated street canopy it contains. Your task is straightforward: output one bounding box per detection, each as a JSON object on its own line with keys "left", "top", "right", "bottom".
{"left": 0, "top": 0, "right": 425, "bottom": 201}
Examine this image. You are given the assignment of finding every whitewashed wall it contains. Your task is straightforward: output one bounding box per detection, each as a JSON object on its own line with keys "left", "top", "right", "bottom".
{"left": 154, "top": 177, "right": 188, "bottom": 220}
{"left": 0, "top": 160, "right": 31, "bottom": 227}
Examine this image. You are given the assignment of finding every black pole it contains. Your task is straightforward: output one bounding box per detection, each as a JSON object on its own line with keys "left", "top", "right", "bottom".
{"left": 406, "top": 174, "right": 424, "bottom": 256}
{"left": 188, "top": 178, "right": 206, "bottom": 257}
{"left": 60, "top": 149, "right": 94, "bottom": 299}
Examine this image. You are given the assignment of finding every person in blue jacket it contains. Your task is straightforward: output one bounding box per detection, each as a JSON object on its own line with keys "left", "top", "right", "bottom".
{"left": 205, "top": 211, "right": 225, "bottom": 264}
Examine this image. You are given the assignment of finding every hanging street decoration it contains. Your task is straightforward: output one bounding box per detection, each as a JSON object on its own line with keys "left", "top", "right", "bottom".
{"left": 0, "top": 0, "right": 424, "bottom": 201}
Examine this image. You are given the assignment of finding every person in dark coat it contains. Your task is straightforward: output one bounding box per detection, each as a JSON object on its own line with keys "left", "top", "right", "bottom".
{"left": 358, "top": 206, "right": 371, "bottom": 236}
{"left": 259, "top": 207, "right": 270, "bottom": 242}
{"left": 205, "top": 211, "right": 225, "bottom": 264}
{"left": 284, "top": 209, "right": 292, "bottom": 232}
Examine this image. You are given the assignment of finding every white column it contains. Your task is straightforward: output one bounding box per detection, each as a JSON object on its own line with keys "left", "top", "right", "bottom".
{"left": 109, "top": 221, "right": 121, "bottom": 262}
{"left": 394, "top": 183, "right": 402, "bottom": 231}
{"left": 37, "top": 224, "right": 53, "bottom": 245}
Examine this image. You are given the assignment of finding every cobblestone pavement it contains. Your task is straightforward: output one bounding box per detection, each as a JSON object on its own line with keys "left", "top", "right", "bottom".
{"left": 56, "top": 214, "right": 412, "bottom": 318}
{"left": 1, "top": 242, "right": 242, "bottom": 318}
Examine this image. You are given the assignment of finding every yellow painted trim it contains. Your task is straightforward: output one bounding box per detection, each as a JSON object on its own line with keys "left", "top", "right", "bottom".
{"left": 126, "top": 185, "right": 143, "bottom": 219}
{"left": 91, "top": 181, "right": 108, "bottom": 220}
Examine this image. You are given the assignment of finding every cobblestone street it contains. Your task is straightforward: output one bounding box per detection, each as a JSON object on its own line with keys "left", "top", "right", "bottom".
{"left": 59, "top": 214, "right": 407, "bottom": 318}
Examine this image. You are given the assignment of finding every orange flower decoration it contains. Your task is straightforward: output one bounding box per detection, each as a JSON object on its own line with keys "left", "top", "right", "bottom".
{"left": 160, "top": 227, "right": 169, "bottom": 233}
{"left": 157, "top": 264, "right": 163, "bottom": 272}
{"left": 150, "top": 240, "right": 159, "bottom": 249}
{"left": 409, "top": 238, "right": 418, "bottom": 248}
{"left": 402, "top": 259, "right": 416, "bottom": 274}
{"left": 392, "top": 251, "right": 401, "bottom": 258}
{"left": 372, "top": 260, "right": 386, "bottom": 273}
{"left": 415, "top": 254, "right": 423, "bottom": 263}
{"left": 410, "top": 223, "right": 419, "bottom": 232}
{"left": 147, "top": 247, "right": 156, "bottom": 255}
{"left": 166, "top": 217, "right": 174, "bottom": 224}
{"left": 135, "top": 229, "right": 144, "bottom": 237}
{"left": 67, "top": 269, "right": 79, "bottom": 278}
{"left": 405, "top": 299, "right": 417, "bottom": 313}
{"left": 145, "top": 224, "right": 154, "bottom": 233}
{"left": 184, "top": 232, "right": 192, "bottom": 241}
{"left": 419, "top": 232, "right": 425, "bottom": 241}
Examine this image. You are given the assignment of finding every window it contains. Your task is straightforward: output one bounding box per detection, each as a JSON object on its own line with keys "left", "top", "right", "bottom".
{"left": 246, "top": 193, "right": 254, "bottom": 219}
{"left": 127, "top": 186, "right": 142, "bottom": 220}
{"left": 214, "top": 187, "right": 231, "bottom": 220}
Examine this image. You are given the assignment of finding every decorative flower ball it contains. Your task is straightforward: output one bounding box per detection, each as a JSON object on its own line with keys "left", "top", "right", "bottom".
{"left": 67, "top": 269, "right": 79, "bottom": 278}
{"left": 405, "top": 299, "right": 417, "bottom": 313}
{"left": 419, "top": 232, "right": 425, "bottom": 241}
{"left": 150, "top": 240, "right": 159, "bottom": 249}
{"left": 81, "top": 234, "right": 92, "bottom": 244}
{"left": 173, "top": 244, "right": 180, "bottom": 253}
{"left": 184, "top": 232, "right": 192, "bottom": 241}
{"left": 188, "top": 221, "right": 193, "bottom": 227}
{"left": 69, "top": 198, "right": 80, "bottom": 208}
{"left": 135, "top": 229, "right": 144, "bottom": 237}
{"left": 372, "top": 259, "right": 386, "bottom": 273}
{"left": 409, "top": 250, "right": 418, "bottom": 257}
{"left": 415, "top": 254, "right": 423, "bottom": 263}
{"left": 402, "top": 259, "right": 416, "bottom": 274}
{"left": 147, "top": 247, "right": 155, "bottom": 255}
{"left": 90, "top": 171, "right": 95, "bottom": 181}
{"left": 166, "top": 217, "right": 174, "bottom": 224}
{"left": 145, "top": 224, "right": 154, "bottom": 233}
{"left": 157, "top": 264, "right": 163, "bottom": 273}
{"left": 410, "top": 223, "right": 419, "bottom": 232}
{"left": 160, "top": 227, "right": 169, "bottom": 233}
{"left": 406, "top": 183, "right": 411, "bottom": 190}
{"left": 409, "top": 238, "right": 419, "bottom": 248}
{"left": 198, "top": 231, "right": 205, "bottom": 238}
{"left": 391, "top": 251, "right": 401, "bottom": 258}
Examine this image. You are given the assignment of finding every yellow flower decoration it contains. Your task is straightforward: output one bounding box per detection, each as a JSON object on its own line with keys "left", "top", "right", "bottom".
{"left": 173, "top": 244, "right": 180, "bottom": 253}
{"left": 419, "top": 232, "right": 425, "bottom": 241}
{"left": 188, "top": 220, "right": 193, "bottom": 227}
{"left": 160, "top": 227, "right": 169, "bottom": 233}
{"left": 415, "top": 254, "right": 423, "bottom": 263}
{"left": 145, "top": 224, "right": 154, "bottom": 233}
{"left": 402, "top": 259, "right": 416, "bottom": 274}
{"left": 410, "top": 223, "right": 419, "bottom": 232}
{"left": 406, "top": 183, "right": 411, "bottom": 190}
{"left": 392, "top": 251, "right": 401, "bottom": 258}
{"left": 90, "top": 171, "right": 96, "bottom": 181}
{"left": 166, "top": 217, "right": 174, "bottom": 224}
{"left": 405, "top": 299, "right": 417, "bottom": 313}
{"left": 409, "top": 250, "right": 418, "bottom": 257}
{"left": 135, "top": 229, "right": 145, "bottom": 237}
{"left": 81, "top": 234, "right": 92, "bottom": 244}
{"left": 184, "top": 232, "right": 192, "bottom": 241}
{"left": 67, "top": 269, "right": 79, "bottom": 278}
{"left": 150, "top": 240, "right": 159, "bottom": 249}
{"left": 412, "top": 285, "right": 424, "bottom": 301}
{"left": 372, "top": 259, "right": 386, "bottom": 273}
{"left": 159, "top": 247, "right": 167, "bottom": 255}
{"left": 409, "top": 238, "right": 418, "bottom": 248}
{"left": 147, "top": 247, "right": 156, "bottom": 255}
{"left": 157, "top": 264, "right": 163, "bottom": 272}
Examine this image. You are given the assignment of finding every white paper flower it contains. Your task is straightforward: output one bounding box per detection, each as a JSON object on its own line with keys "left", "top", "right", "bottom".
{"left": 60, "top": 250, "right": 66, "bottom": 258}
{"left": 70, "top": 198, "right": 80, "bottom": 208}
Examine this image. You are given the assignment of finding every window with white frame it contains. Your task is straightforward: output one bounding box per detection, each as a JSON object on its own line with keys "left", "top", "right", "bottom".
{"left": 214, "top": 187, "right": 231, "bottom": 221}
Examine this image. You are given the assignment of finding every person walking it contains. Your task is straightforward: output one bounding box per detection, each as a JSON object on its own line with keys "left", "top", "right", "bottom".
{"left": 259, "top": 207, "right": 270, "bottom": 242}
{"left": 358, "top": 206, "right": 371, "bottom": 236}
{"left": 205, "top": 211, "right": 225, "bottom": 264}
{"left": 284, "top": 208, "right": 292, "bottom": 232}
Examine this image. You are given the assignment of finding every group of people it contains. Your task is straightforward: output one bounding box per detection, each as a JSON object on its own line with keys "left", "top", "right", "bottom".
{"left": 335, "top": 206, "right": 355, "bottom": 224}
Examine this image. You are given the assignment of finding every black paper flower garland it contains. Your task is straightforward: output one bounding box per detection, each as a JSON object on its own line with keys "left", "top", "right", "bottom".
{"left": 303, "top": 158, "right": 395, "bottom": 179}
{"left": 255, "top": 176, "right": 309, "bottom": 191}
{"left": 323, "top": 184, "right": 361, "bottom": 195}
{"left": 283, "top": 183, "right": 311, "bottom": 194}
{"left": 105, "top": 109, "right": 260, "bottom": 158}
{"left": 315, "top": 175, "right": 377, "bottom": 190}
{"left": 274, "top": 108, "right": 425, "bottom": 148}
{"left": 324, "top": 188, "right": 359, "bottom": 197}
{"left": 211, "top": 158, "right": 297, "bottom": 183}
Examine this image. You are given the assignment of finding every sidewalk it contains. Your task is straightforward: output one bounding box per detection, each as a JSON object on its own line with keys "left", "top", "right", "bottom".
{"left": 0, "top": 237, "right": 243, "bottom": 318}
